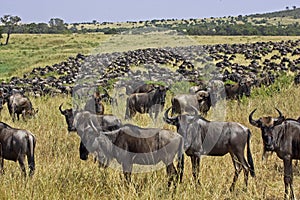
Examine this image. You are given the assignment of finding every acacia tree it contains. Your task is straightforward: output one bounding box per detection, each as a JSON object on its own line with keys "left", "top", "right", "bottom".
{"left": 0, "top": 15, "right": 21, "bottom": 45}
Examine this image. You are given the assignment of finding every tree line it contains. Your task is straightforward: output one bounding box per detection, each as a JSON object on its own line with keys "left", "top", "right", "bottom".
{"left": 1, "top": 12, "right": 300, "bottom": 45}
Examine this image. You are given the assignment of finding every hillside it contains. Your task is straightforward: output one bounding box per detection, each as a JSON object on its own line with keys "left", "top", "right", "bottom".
{"left": 249, "top": 7, "right": 300, "bottom": 19}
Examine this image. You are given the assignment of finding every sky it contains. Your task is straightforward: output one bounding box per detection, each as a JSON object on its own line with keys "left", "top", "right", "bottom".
{"left": 1, "top": 0, "right": 299, "bottom": 24}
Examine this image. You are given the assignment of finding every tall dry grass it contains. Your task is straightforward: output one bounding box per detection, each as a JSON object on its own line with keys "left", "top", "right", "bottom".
{"left": 0, "top": 82, "right": 299, "bottom": 200}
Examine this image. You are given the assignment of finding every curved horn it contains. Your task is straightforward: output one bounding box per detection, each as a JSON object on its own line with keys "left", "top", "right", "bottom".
{"left": 275, "top": 108, "right": 283, "bottom": 119}
{"left": 163, "top": 107, "right": 177, "bottom": 125}
{"left": 59, "top": 103, "right": 65, "bottom": 114}
{"left": 249, "top": 109, "right": 260, "bottom": 127}
{"left": 274, "top": 108, "right": 285, "bottom": 125}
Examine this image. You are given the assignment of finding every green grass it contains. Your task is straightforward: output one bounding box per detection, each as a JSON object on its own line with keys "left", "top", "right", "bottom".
{"left": 1, "top": 34, "right": 300, "bottom": 81}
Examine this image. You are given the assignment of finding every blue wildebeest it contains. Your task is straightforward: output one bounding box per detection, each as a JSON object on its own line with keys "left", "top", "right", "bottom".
{"left": 164, "top": 107, "right": 255, "bottom": 191}
{"left": 125, "top": 85, "right": 168, "bottom": 120}
{"left": 0, "top": 122, "right": 36, "bottom": 177}
{"left": 84, "top": 120, "right": 184, "bottom": 187}
{"left": 59, "top": 105, "right": 122, "bottom": 162}
{"left": 225, "top": 79, "right": 252, "bottom": 100}
{"left": 249, "top": 108, "right": 300, "bottom": 200}
{"left": 6, "top": 93, "right": 38, "bottom": 122}
{"left": 171, "top": 90, "right": 211, "bottom": 116}
{"left": 84, "top": 91, "right": 105, "bottom": 115}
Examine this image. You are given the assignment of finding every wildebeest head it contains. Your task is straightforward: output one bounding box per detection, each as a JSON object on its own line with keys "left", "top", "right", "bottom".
{"left": 249, "top": 108, "right": 285, "bottom": 151}
{"left": 153, "top": 85, "right": 168, "bottom": 105}
{"left": 59, "top": 103, "right": 76, "bottom": 132}
{"left": 164, "top": 106, "right": 199, "bottom": 149}
{"left": 84, "top": 91, "right": 104, "bottom": 115}
{"left": 239, "top": 79, "right": 252, "bottom": 97}
{"left": 26, "top": 107, "right": 39, "bottom": 118}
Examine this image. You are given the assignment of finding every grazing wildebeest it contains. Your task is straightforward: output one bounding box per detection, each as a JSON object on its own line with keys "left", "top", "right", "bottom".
{"left": 131, "top": 83, "right": 156, "bottom": 94}
{"left": 84, "top": 91, "right": 105, "bottom": 115}
{"left": 85, "top": 120, "right": 184, "bottom": 187}
{"left": 225, "top": 79, "right": 252, "bottom": 100}
{"left": 6, "top": 93, "right": 38, "bottom": 122}
{"left": 59, "top": 106, "right": 122, "bottom": 161}
{"left": 171, "top": 90, "right": 211, "bottom": 116}
{"left": 164, "top": 107, "right": 255, "bottom": 191}
{"left": 249, "top": 109, "right": 300, "bottom": 200}
{"left": 125, "top": 85, "right": 168, "bottom": 120}
{"left": 0, "top": 122, "right": 36, "bottom": 176}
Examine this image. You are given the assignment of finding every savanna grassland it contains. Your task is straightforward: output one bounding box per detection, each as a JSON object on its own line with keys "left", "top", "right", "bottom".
{"left": 0, "top": 33, "right": 300, "bottom": 200}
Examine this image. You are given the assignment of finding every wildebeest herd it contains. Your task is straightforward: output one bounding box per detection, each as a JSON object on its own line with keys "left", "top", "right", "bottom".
{"left": 0, "top": 39, "right": 300, "bottom": 199}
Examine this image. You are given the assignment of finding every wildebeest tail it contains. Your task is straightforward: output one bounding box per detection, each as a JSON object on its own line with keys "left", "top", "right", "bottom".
{"left": 247, "top": 129, "right": 255, "bottom": 177}
{"left": 27, "top": 133, "right": 36, "bottom": 176}
{"left": 177, "top": 137, "right": 184, "bottom": 183}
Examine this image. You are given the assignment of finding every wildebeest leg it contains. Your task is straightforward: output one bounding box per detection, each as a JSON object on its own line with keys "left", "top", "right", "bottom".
{"left": 191, "top": 155, "right": 201, "bottom": 185}
{"left": 237, "top": 153, "right": 250, "bottom": 189}
{"left": 18, "top": 156, "right": 27, "bottom": 177}
{"left": 0, "top": 144, "right": 3, "bottom": 174}
{"left": 122, "top": 163, "right": 132, "bottom": 184}
{"left": 27, "top": 149, "right": 35, "bottom": 177}
{"left": 22, "top": 110, "right": 27, "bottom": 121}
{"left": 283, "top": 157, "right": 294, "bottom": 200}
{"left": 229, "top": 155, "right": 242, "bottom": 192}
{"left": 166, "top": 163, "right": 177, "bottom": 188}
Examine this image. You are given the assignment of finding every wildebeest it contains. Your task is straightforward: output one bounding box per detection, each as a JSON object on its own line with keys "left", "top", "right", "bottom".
{"left": 225, "top": 79, "right": 252, "bottom": 100}
{"left": 131, "top": 83, "right": 156, "bottom": 94}
{"left": 6, "top": 93, "right": 38, "bottom": 122}
{"left": 84, "top": 91, "right": 105, "bottom": 115}
{"left": 59, "top": 106, "right": 122, "bottom": 161}
{"left": 73, "top": 111, "right": 122, "bottom": 161}
{"left": 0, "top": 122, "right": 36, "bottom": 176}
{"left": 85, "top": 120, "right": 184, "bottom": 187}
{"left": 249, "top": 109, "right": 300, "bottom": 200}
{"left": 125, "top": 85, "right": 168, "bottom": 120}
{"left": 171, "top": 90, "right": 211, "bottom": 116}
{"left": 59, "top": 103, "right": 76, "bottom": 132}
{"left": 164, "top": 107, "right": 255, "bottom": 191}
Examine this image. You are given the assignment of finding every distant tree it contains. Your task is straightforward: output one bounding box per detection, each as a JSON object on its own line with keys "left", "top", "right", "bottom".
{"left": 293, "top": 6, "right": 297, "bottom": 10}
{"left": 0, "top": 15, "right": 21, "bottom": 45}
{"left": 0, "top": 26, "right": 3, "bottom": 42}
{"left": 286, "top": 6, "right": 289, "bottom": 10}
{"left": 237, "top": 15, "right": 243, "bottom": 21}
{"left": 49, "top": 18, "right": 67, "bottom": 33}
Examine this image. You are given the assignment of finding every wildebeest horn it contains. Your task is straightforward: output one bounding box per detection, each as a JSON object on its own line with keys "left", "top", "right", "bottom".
{"left": 59, "top": 103, "right": 65, "bottom": 114}
{"left": 274, "top": 108, "right": 285, "bottom": 125}
{"left": 249, "top": 109, "right": 260, "bottom": 127}
{"left": 275, "top": 108, "right": 283, "bottom": 119}
{"left": 163, "top": 107, "right": 177, "bottom": 125}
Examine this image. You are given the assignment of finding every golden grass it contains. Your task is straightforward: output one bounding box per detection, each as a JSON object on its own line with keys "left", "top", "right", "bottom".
{"left": 0, "top": 83, "right": 299, "bottom": 199}
{"left": 0, "top": 34, "right": 300, "bottom": 199}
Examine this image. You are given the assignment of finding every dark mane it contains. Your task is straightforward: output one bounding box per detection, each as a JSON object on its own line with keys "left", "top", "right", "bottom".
{"left": 0, "top": 121, "right": 13, "bottom": 129}
{"left": 285, "top": 118, "right": 300, "bottom": 123}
